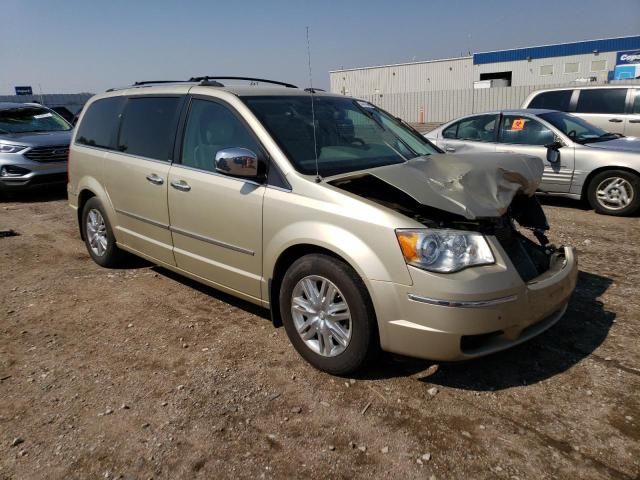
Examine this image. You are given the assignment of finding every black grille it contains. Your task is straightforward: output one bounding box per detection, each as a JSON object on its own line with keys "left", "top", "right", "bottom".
{"left": 24, "top": 146, "right": 69, "bottom": 162}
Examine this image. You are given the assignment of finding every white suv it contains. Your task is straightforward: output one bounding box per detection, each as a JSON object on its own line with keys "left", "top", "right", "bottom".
{"left": 523, "top": 85, "right": 640, "bottom": 137}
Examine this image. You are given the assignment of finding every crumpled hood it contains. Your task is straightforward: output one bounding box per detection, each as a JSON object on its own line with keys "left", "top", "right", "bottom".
{"left": 350, "top": 153, "right": 544, "bottom": 219}
{"left": 586, "top": 136, "right": 640, "bottom": 153}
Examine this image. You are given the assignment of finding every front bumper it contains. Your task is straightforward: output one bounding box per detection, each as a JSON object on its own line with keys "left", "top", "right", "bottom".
{"left": 0, "top": 160, "right": 67, "bottom": 190}
{"left": 370, "top": 246, "right": 578, "bottom": 361}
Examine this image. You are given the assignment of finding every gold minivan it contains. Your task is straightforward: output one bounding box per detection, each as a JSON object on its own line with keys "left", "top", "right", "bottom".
{"left": 68, "top": 77, "right": 578, "bottom": 375}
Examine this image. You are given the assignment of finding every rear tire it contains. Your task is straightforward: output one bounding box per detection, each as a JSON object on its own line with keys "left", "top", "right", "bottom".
{"left": 587, "top": 170, "right": 640, "bottom": 216}
{"left": 279, "top": 254, "right": 379, "bottom": 375}
{"left": 81, "top": 197, "right": 125, "bottom": 267}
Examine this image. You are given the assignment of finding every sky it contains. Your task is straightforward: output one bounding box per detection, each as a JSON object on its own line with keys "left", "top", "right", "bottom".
{"left": 1, "top": 0, "right": 639, "bottom": 95}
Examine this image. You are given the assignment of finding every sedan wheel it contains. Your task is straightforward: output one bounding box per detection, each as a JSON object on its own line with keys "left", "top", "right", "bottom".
{"left": 595, "top": 177, "right": 634, "bottom": 211}
{"left": 587, "top": 170, "right": 640, "bottom": 216}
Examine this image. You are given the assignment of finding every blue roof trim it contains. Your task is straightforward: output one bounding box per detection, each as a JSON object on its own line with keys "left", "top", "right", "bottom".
{"left": 473, "top": 36, "right": 640, "bottom": 65}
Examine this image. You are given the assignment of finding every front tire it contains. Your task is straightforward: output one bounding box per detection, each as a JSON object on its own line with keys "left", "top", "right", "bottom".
{"left": 587, "top": 170, "right": 640, "bottom": 216}
{"left": 81, "top": 197, "right": 125, "bottom": 267}
{"left": 279, "top": 254, "right": 379, "bottom": 375}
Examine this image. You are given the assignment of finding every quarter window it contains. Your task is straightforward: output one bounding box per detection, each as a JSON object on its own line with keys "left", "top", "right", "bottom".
{"left": 575, "top": 89, "right": 627, "bottom": 115}
{"left": 442, "top": 123, "right": 458, "bottom": 139}
{"left": 499, "top": 116, "right": 554, "bottom": 146}
{"left": 75, "top": 97, "right": 124, "bottom": 149}
{"left": 528, "top": 90, "right": 572, "bottom": 111}
{"left": 117, "top": 97, "right": 182, "bottom": 161}
{"left": 181, "top": 99, "right": 260, "bottom": 173}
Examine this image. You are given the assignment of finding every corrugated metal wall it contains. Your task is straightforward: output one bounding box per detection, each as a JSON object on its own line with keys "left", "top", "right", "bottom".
{"left": 330, "top": 57, "right": 473, "bottom": 96}
{"left": 330, "top": 52, "right": 621, "bottom": 96}
{"left": 356, "top": 80, "right": 640, "bottom": 123}
{"left": 0, "top": 93, "right": 93, "bottom": 114}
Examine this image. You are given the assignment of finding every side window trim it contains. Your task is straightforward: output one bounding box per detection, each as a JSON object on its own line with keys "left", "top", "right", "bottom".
{"left": 568, "top": 89, "right": 579, "bottom": 112}
{"left": 633, "top": 89, "right": 640, "bottom": 114}
{"left": 624, "top": 88, "right": 634, "bottom": 114}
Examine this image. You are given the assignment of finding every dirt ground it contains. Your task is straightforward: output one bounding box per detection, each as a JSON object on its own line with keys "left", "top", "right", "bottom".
{"left": 1, "top": 187, "right": 639, "bottom": 480}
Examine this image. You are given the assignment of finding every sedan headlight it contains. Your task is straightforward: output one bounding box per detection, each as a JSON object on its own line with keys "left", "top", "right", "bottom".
{"left": 0, "top": 144, "right": 28, "bottom": 154}
{"left": 396, "top": 229, "right": 494, "bottom": 273}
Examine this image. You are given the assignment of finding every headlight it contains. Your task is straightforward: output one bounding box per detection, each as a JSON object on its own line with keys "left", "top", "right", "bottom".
{"left": 0, "top": 144, "right": 28, "bottom": 154}
{"left": 396, "top": 229, "right": 494, "bottom": 273}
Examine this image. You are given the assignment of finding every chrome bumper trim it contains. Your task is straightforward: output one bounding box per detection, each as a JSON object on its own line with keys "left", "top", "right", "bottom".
{"left": 407, "top": 293, "right": 518, "bottom": 308}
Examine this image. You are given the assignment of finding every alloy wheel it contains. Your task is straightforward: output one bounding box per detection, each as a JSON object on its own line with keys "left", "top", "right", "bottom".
{"left": 595, "top": 177, "right": 634, "bottom": 211}
{"left": 290, "top": 275, "right": 352, "bottom": 357}
{"left": 86, "top": 208, "right": 108, "bottom": 257}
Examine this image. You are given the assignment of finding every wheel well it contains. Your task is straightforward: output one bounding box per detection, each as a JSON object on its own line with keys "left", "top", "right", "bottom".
{"left": 268, "top": 244, "right": 355, "bottom": 327}
{"left": 581, "top": 166, "right": 640, "bottom": 199}
{"left": 77, "top": 189, "right": 96, "bottom": 240}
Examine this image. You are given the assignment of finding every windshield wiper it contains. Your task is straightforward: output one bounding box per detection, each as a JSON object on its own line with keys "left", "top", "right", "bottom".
{"left": 582, "top": 132, "right": 624, "bottom": 144}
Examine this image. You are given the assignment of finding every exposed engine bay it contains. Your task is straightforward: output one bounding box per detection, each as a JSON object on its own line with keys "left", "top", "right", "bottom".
{"left": 329, "top": 171, "right": 562, "bottom": 282}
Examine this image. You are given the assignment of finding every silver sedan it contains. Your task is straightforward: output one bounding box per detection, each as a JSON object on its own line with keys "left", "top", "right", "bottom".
{"left": 426, "top": 109, "right": 640, "bottom": 216}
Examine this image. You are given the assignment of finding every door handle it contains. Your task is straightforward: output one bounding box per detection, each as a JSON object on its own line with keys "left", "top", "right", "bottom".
{"left": 445, "top": 147, "right": 456, "bottom": 152}
{"left": 629, "top": 120, "right": 640, "bottom": 123}
{"left": 145, "top": 173, "right": 164, "bottom": 185}
{"left": 170, "top": 180, "right": 191, "bottom": 192}
{"left": 608, "top": 118, "right": 623, "bottom": 123}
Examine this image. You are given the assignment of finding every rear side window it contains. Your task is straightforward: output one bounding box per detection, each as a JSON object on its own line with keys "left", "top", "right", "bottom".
{"left": 446, "top": 115, "right": 496, "bottom": 142}
{"left": 528, "top": 90, "right": 572, "bottom": 111}
{"left": 575, "top": 89, "right": 627, "bottom": 115}
{"left": 75, "top": 97, "right": 124, "bottom": 149}
{"left": 117, "top": 97, "right": 182, "bottom": 161}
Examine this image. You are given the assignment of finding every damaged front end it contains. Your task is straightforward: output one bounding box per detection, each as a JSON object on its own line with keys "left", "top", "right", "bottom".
{"left": 328, "top": 153, "right": 563, "bottom": 282}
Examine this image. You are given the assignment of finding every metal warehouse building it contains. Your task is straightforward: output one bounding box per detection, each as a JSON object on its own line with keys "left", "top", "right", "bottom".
{"left": 329, "top": 35, "right": 640, "bottom": 123}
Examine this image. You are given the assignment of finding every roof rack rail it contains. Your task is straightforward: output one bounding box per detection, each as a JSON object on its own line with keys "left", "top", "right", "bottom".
{"left": 132, "top": 80, "right": 186, "bottom": 86}
{"left": 105, "top": 80, "right": 193, "bottom": 92}
{"left": 189, "top": 76, "right": 298, "bottom": 88}
{"left": 105, "top": 76, "right": 298, "bottom": 93}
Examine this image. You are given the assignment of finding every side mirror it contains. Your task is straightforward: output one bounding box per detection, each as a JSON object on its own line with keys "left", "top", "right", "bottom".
{"left": 215, "top": 147, "right": 260, "bottom": 178}
{"left": 546, "top": 147, "right": 560, "bottom": 164}
{"left": 544, "top": 137, "right": 563, "bottom": 164}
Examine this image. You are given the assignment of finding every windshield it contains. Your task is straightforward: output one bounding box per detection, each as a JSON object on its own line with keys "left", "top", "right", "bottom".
{"left": 538, "top": 111, "right": 617, "bottom": 144}
{"left": 0, "top": 106, "right": 72, "bottom": 134}
{"left": 241, "top": 95, "right": 438, "bottom": 176}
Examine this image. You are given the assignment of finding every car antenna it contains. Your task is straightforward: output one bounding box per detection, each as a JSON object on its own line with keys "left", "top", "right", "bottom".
{"left": 306, "top": 26, "right": 321, "bottom": 183}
